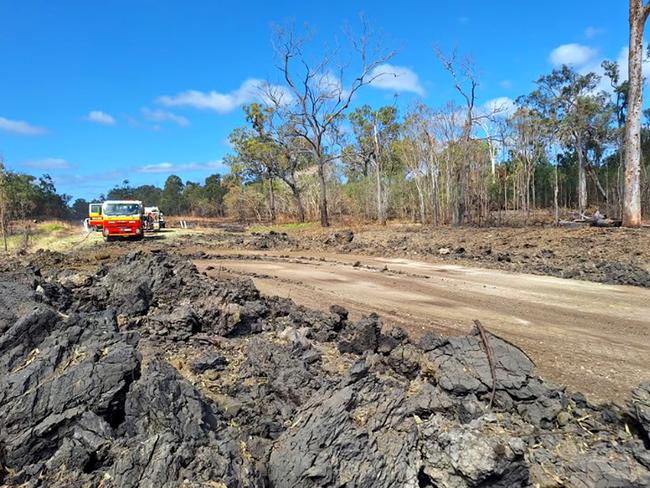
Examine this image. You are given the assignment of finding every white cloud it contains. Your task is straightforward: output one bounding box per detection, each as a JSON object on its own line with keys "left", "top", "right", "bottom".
{"left": 22, "top": 158, "right": 71, "bottom": 170}
{"left": 0, "top": 116, "right": 47, "bottom": 135}
{"left": 584, "top": 26, "right": 603, "bottom": 39}
{"left": 85, "top": 110, "right": 116, "bottom": 125}
{"left": 137, "top": 160, "right": 224, "bottom": 174}
{"left": 613, "top": 45, "right": 650, "bottom": 82}
{"left": 576, "top": 45, "right": 650, "bottom": 93}
{"left": 156, "top": 79, "right": 291, "bottom": 114}
{"left": 482, "top": 97, "right": 516, "bottom": 117}
{"left": 499, "top": 80, "right": 513, "bottom": 90}
{"left": 141, "top": 108, "right": 190, "bottom": 127}
{"left": 369, "top": 64, "right": 425, "bottom": 96}
{"left": 549, "top": 43, "right": 598, "bottom": 67}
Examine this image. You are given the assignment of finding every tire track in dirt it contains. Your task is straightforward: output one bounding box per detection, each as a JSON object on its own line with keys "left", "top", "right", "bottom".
{"left": 195, "top": 250, "right": 650, "bottom": 402}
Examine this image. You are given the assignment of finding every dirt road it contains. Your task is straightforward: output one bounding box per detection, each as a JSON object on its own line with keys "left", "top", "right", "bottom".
{"left": 196, "top": 250, "right": 650, "bottom": 402}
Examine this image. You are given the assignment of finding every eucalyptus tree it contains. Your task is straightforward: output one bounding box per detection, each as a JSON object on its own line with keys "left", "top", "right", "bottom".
{"left": 623, "top": 0, "right": 650, "bottom": 226}
{"left": 0, "top": 159, "right": 8, "bottom": 251}
{"left": 227, "top": 104, "right": 282, "bottom": 221}
{"left": 270, "top": 20, "right": 395, "bottom": 226}
{"left": 508, "top": 107, "right": 547, "bottom": 215}
{"left": 435, "top": 50, "right": 507, "bottom": 224}
{"left": 397, "top": 107, "right": 431, "bottom": 224}
{"left": 523, "top": 66, "right": 613, "bottom": 214}
{"left": 347, "top": 105, "right": 401, "bottom": 224}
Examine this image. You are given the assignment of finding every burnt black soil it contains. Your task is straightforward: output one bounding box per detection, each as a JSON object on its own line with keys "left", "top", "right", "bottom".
{"left": 1, "top": 250, "right": 649, "bottom": 487}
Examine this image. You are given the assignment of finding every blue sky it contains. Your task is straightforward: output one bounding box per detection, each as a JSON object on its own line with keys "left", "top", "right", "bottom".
{"left": 0, "top": 0, "right": 630, "bottom": 200}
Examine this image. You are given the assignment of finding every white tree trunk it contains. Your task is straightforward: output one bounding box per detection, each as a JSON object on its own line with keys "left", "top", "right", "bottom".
{"left": 623, "top": 0, "right": 646, "bottom": 227}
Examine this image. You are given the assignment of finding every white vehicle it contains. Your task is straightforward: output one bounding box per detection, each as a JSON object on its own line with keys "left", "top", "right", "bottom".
{"left": 144, "top": 206, "right": 163, "bottom": 231}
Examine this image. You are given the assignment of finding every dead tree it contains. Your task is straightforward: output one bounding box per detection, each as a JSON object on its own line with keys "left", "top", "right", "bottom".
{"left": 436, "top": 49, "right": 477, "bottom": 225}
{"left": 273, "top": 20, "right": 395, "bottom": 226}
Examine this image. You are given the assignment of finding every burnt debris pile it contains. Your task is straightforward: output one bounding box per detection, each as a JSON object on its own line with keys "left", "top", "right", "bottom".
{"left": 1, "top": 251, "right": 649, "bottom": 487}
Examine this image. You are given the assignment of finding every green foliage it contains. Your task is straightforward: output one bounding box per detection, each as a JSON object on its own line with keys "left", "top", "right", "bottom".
{"left": 160, "top": 175, "right": 185, "bottom": 215}
{"left": 71, "top": 198, "right": 89, "bottom": 220}
{"left": 0, "top": 171, "right": 70, "bottom": 220}
{"left": 107, "top": 180, "right": 163, "bottom": 206}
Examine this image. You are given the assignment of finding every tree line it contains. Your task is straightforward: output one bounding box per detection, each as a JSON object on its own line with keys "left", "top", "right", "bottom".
{"left": 1, "top": 2, "right": 649, "bottom": 231}
{"left": 221, "top": 15, "right": 650, "bottom": 228}
{"left": 76, "top": 174, "right": 230, "bottom": 218}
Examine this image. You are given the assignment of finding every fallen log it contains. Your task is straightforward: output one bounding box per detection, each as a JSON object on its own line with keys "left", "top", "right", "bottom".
{"left": 558, "top": 212, "right": 622, "bottom": 228}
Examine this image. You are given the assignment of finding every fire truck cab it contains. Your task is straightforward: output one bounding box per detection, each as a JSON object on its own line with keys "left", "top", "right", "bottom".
{"left": 101, "top": 200, "right": 145, "bottom": 241}
{"left": 88, "top": 203, "right": 103, "bottom": 231}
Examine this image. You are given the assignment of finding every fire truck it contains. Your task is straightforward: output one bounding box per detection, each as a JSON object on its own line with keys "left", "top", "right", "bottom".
{"left": 88, "top": 202, "right": 103, "bottom": 231}
{"left": 101, "top": 200, "right": 145, "bottom": 241}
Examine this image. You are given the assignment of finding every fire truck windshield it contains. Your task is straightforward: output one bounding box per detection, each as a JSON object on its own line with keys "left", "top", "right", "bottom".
{"left": 103, "top": 203, "right": 141, "bottom": 217}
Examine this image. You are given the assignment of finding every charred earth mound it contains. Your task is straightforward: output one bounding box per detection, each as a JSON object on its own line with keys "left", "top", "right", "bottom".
{"left": 1, "top": 251, "right": 649, "bottom": 487}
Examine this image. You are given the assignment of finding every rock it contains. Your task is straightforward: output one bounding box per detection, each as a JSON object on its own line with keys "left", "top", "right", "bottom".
{"left": 279, "top": 326, "right": 312, "bottom": 350}
{"left": 427, "top": 329, "right": 534, "bottom": 397}
{"left": 629, "top": 382, "right": 650, "bottom": 442}
{"left": 1, "top": 250, "right": 649, "bottom": 487}
{"left": 556, "top": 410, "right": 571, "bottom": 426}
{"left": 347, "top": 359, "right": 369, "bottom": 383}
{"left": 0, "top": 306, "right": 141, "bottom": 484}
{"left": 112, "top": 360, "right": 264, "bottom": 487}
{"left": 418, "top": 331, "right": 447, "bottom": 352}
{"left": 338, "top": 314, "right": 381, "bottom": 354}
{"left": 419, "top": 415, "right": 529, "bottom": 487}
{"left": 329, "top": 304, "right": 349, "bottom": 321}
{"left": 325, "top": 229, "right": 354, "bottom": 245}
{"left": 438, "top": 247, "right": 451, "bottom": 255}
{"left": 59, "top": 271, "right": 92, "bottom": 288}
{"left": 190, "top": 352, "right": 228, "bottom": 373}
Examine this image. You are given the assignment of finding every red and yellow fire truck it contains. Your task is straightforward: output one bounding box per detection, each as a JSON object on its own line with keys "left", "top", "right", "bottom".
{"left": 101, "top": 200, "right": 145, "bottom": 241}
{"left": 88, "top": 202, "right": 103, "bottom": 231}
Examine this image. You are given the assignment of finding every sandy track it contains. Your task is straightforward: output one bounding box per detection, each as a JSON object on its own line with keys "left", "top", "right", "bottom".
{"left": 195, "top": 250, "right": 650, "bottom": 402}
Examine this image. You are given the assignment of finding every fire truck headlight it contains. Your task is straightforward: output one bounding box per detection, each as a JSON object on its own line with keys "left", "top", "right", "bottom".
{"left": 136, "top": 228, "right": 141, "bottom": 235}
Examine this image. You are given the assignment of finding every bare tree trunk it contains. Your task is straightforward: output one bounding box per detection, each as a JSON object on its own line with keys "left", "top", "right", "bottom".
{"left": 268, "top": 176, "right": 276, "bottom": 222}
{"left": 554, "top": 164, "right": 560, "bottom": 224}
{"left": 375, "top": 162, "right": 385, "bottom": 225}
{"left": 0, "top": 210, "right": 6, "bottom": 252}
{"left": 588, "top": 167, "right": 609, "bottom": 203}
{"left": 576, "top": 146, "right": 588, "bottom": 213}
{"left": 293, "top": 190, "right": 305, "bottom": 223}
{"left": 0, "top": 163, "right": 7, "bottom": 252}
{"left": 623, "top": 0, "right": 648, "bottom": 227}
{"left": 317, "top": 160, "right": 330, "bottom": 227}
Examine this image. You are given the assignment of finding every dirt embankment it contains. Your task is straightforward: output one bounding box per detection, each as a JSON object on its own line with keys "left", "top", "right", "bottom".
{"left": 196, "top": 225, "right": 650, "bottom": 288}
{"left": 1, "top": 250, "right": 650, "bottom": 487}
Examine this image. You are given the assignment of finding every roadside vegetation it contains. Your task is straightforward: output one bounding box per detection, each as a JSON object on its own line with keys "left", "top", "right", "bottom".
{"left": 2, "top": 3, "right": 650, "bottom": 245}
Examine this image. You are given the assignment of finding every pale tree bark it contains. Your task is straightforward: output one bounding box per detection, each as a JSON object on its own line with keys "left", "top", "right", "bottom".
{"left": 0, "top": 160, "right": 7, "bottom": 252}
{"left": 554, "top": 164, "right": 560, "bottom": 224}
{"left": 268, "top": 175, "right": 276, "bottom": 222}
{"left": 576, "top": 142, "right": 588, "bottom": 213}
{"left": 624, "top": 0, "right": 650, "bottom": 227}
{"left": 372, "top": 120, "right": 386, "bottom": 225}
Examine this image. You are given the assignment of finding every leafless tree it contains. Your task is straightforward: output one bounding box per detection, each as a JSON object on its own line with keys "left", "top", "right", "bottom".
{"left": 435, "top": 49, "right": 477, "bottom": 225}
{"left": 435, "top": 49, "right": 509, "bottom": 224}
{"left": 272, "top": 19, "right": 395, "bottom": 226}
